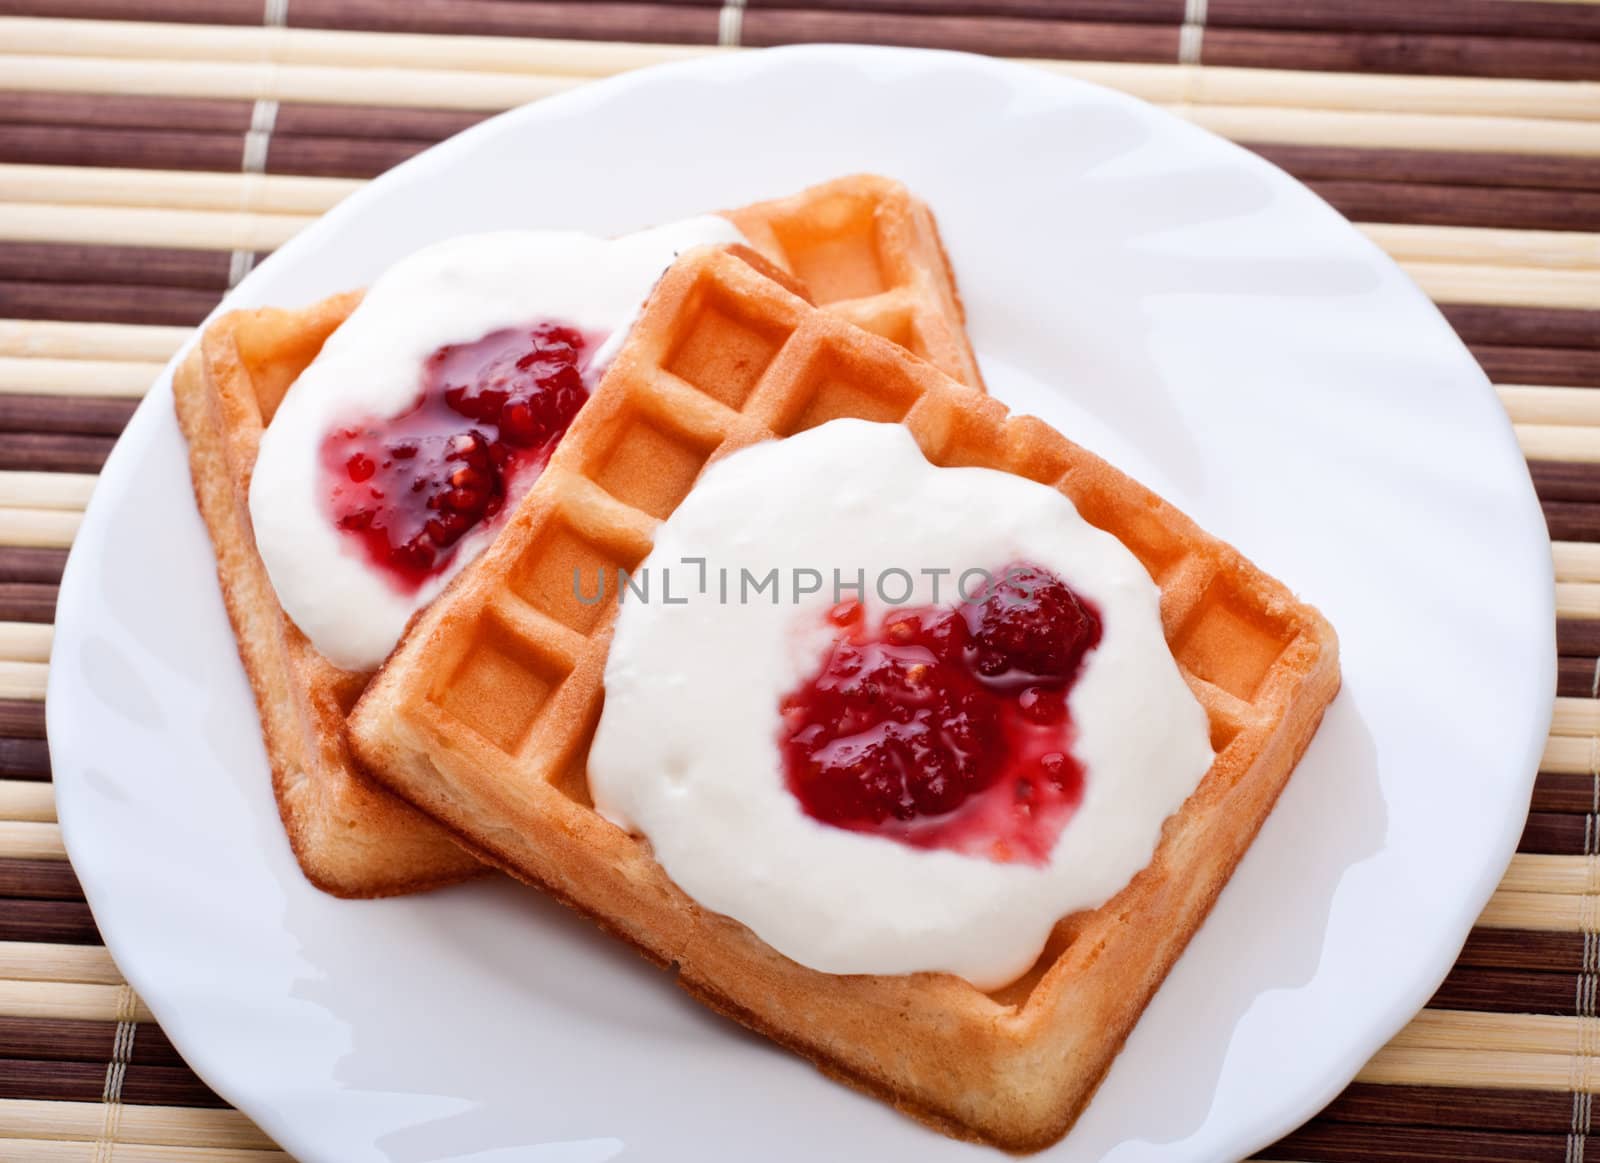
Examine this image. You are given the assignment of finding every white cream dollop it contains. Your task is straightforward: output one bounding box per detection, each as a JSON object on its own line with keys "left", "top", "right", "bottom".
{"left": 249, "top": 217, "right": 747, "bottom": 671}
{"left": 588, "top": 420, "right": 1214, "bottom": 990}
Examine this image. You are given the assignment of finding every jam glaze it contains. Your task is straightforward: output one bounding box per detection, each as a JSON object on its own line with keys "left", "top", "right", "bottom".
{"left": 781, "top": 565, "right": 1102, "bottom": 865}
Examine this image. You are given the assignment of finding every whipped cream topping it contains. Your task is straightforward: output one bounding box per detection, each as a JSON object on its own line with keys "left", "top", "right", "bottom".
{"left": 249, "top": 217, "right": 747, "bottom": 671}
{"left": 588, "top": 420, "right": 1214, "bottom": 990}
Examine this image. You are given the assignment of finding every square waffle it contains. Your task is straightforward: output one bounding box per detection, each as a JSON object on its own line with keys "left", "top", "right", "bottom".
{"left": 173, "top": 175, "right": 983, "bottom": 898}
{"left": 347, "top": 246, "right": 1341, "bottom": 1149}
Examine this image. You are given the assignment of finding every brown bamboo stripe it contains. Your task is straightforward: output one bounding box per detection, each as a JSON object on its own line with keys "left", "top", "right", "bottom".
{"left": 1205, "top": 0, "right": 1600, "bottom": 41}
{"left": 1261, "top": 1122, "right": 1565, "bottom": 1163}
{"left": 0, "top": 282, "right": 216, "bottom": 328}
{"left": 0, "top": 584, "right": 59, "bottom": 625}
{"left": 0, "top": 1, "right": 724, "bottom": 45}
{"left": 1311, "top": 179, "right": 1600, "bottom": 232}
{"left": 0, "top": 549, "right": 66, "bottom": 587}
{"left": 1198, "top": 28, "right": 1600, "bottom": 82}
{"left": 1481, "top": 345, "right": 1600, "bottom": 387}
{"left": 1535, "top": 769, "right": 1600, "bottom": 811}
{"left": 0, "top": 395, "right": 135, "bottom": 437}
{"left": 1247, "top": 143, "right": 1600, "bottom": 193}
{"left": 1430, "top": 966, "right": 1580, "bottom": 1015}
{"left": 0, "top": 242, "right": 231, "bottom": 293}
{"left": 1442, "top": 305, "right": 1600, "bottom": 350}
{"left": 0, "top": 1059, "right": 223, "bottom": 1108}
{"left": 0, "top": 901, "right": 96, "bottom": 946}
{"left": 1458, "top": 929, "right": 1587, "bottom": 972}
{"left": 1535, "top": 462, "right": 1600, "bottom": 505}
{"left": 0, "top": 861, "right": 80, "bottom": 900}
{"left": 1560, "top": 618, "right": 1600, "bottom": 656}
{"left": 0, "top": 1016, "right": 181, "bottom": 1067}
{"left": 1321, "top": 1082, "right": 1577, "bottom": 1133}
{"left": 1557, "top": 657, "right": 1600, "bottom": 697}
{"left": 0, "top": 434, "right": 112, "bottom": 475}
{"left": 0, "top": 702, "right": 45, "bottom": 740}
{"left": 0, "top": 740, "right": 48, "bottom": 781}
{"left": 1521, "top": 811, "right": 1590, "bottom": 853}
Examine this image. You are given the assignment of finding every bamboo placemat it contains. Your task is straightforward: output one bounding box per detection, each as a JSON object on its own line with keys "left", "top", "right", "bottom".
{"left": 1, "top": 3, "right": 1596, "bottom": 1160}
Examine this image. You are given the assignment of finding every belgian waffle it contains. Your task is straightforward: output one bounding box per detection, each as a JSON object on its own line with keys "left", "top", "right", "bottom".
{"left": 173, "top": 174, "right": 983, "bottom": 898}
{"left": 347, "top": 245, "right": 1341, "bottom": 1148}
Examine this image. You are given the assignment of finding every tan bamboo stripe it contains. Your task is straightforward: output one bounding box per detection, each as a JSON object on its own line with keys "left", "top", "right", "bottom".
{"left": 1177, "top": 104, "right": 1600, "bottom": 157}
{"left": 0, "top": 473, "right": 97, "bottom": 513}
{"left": 0, "top": 321, "right": 189, "bottom": 363}
{"left": 1500, "top": 386, "right": 1600, "bottom": 428}
{"left": 1394, "top": 1009, "right": 1600, "bottom": 1056}
{"left": 10, "top": 202, "right": 1600, "bottom": 310}
{"left": 0, "top": 942, "right": 122, "bottom": 986}
{"left": 1540, "top": 731, "right": 1590, "bottom": 773}
{"left": 1501, "top": 854, "right": 1600, "bottom": 895}
{"left": 0, "top": 17, "right": 710, "bottom": 79}
{"left": 0, "top": 53, "right": 578, "bottom": 113}
{"left": 0, "top": 356, "right": 164, "bottom": 399}
{"left": 1560, "top": 583, "right": 1600, "bottom": 620}
{"left": 0, "top": 1140, "right": 291, "bottom": 1163}
{"left": 0, "top": 621, "right": 53, "bottom": 663}
{"left": 0, "top": 660, "right": 49, "bottom": 700}
{"left": 0, "top": 165, "right": 363, "bottom": 217}
{"left": 0, "top": 1099, "right": 276, "bottom": 1150}
{"left": 3, "top": 18, "right": 1598, "bottom": 123}
{"left": 0, "top": 780, "right": 55, "bottom": 823}
{"left": 0, "top": 47, "right": 1596, "bottom": 156}
{"left": 1518, "top": 424, "right": 1600, "bottom": 465}
{"left": 0, "top": 203, "right": 313, "bottom": 255}
{"left": 1404, "top": 262, "right": 1600, "bottom": 310}
{"left": 1359, "top": 224, "right": 1600, "bottom": 272}
{"left": 1553, "top": 697, "right": 1600, "bottom": 736}
{"left": 0, "top": 819, "right": 64, "bottom": 860}
{"left": 0, "top": 508, "right": 82, "bottom": 550}
{"left": 1357, "top": 1044, "right": 1599, "bottom": 1092}
{"left": 0, "top": 979, "right": 153, "bottom": 1023}
{"left": 1557, "top": 541, "right": 1600, "bottom": 584}
{"left": 1478, "top": 889, "right": 1594, "bottom": 931}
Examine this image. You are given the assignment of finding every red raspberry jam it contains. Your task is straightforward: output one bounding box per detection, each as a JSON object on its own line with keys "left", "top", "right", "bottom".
{"left": 780, "top": 563, "right": 1103, "bottom": 865}
{"left": 321, "top": 321, "right": 598, "bottom": 592}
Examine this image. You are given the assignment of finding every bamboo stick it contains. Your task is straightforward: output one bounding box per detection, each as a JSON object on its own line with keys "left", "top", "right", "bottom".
{"left": 2, "top": 18, "right": 1596, "bottom": 124}
{"left": 0, "top": 321, "right": 189, "bottom": 363}
{"left": 0, "top": 942, "right": 121, "bottom": 986}
{"left": 1552, "top": 696, "right": 1600, "bottom": 736}
{"left": 0, "top": 473, "right": 97, "bottom": 513}
{"left": 1179, "top": 104, "right": 1600, "bottom": 158}
{"left": 1393, "top": 1009, "right": 1600, "bottom": 1056}
{"left": 1556, "top": 541, "right": 1600, "bottom": 584}
{"left": 0, "top": 621, "right": 53, "bottom": 663}
{"left": 0, "top": 164, "right": 363, "bottom": 217}
{"left": 1561, "top": 582, "right": 1600, "bottom": 621}
{"left": 0, "top": 661, "right": 50, "bottom": 700}
{"left": 0, "top": 979, "right": 150, "bottom": 1023}
{"left": 0, "top": 779, "right": 54, "bottom": 823}
{"left": 0, "top": 1140, "right": 291, "bottom": 1163}
{"left": 1500, "top": 385, "right": 1600, "bottom": 428}
{"left": 0, "top": 203, "right": 313, "bottom": 255}
{"left": 0, "top": 820, "right": 64, "bottom": 860}
{"left": 1403, "top": 261, "right": 1600, "bottom": 309}
{"left": 0, "top": 357, "right": 162, "bottom": 399}
{"left": 0, "top": 17, "right": 708, "bottom": 80}
{"left": 1518, "top": 423, "right": 1600, "bottom": 465}
{"left": 1357, "top": 1044, "right": 1598, "bottom": 1092}
{"left": 0, "top": 509, "right": 82, "bottom": 550}
{"left": 1360, "top": 223, "right": 1600, "bottom": 271}
{"left": 0, "top": 53, "right": 579, "bottom": 114}
{"left": 1477, "top": 888, "right": 1592, "bottom": 931}
{"left": 1500, "top": 853, "right": 1600, "bottom": 895}
{"left": 0, "top": 1099, "right": 276, "bottom": 1150}
{"left": 1543, "top": 733, "right": 1598, "bottom": 775}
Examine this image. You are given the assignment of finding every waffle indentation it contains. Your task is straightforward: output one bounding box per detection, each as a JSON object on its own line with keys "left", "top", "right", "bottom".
{"left": 435, "top": 618, "right": 570, "bottom": 754}
{"left": 510, "top": 520, "right": 640, "bottom": 634}
{"left": 777, "top": 344, "right": 920, "bottom": 435}
{"left": 663, "top": 290, "right": 790, "bottom": 409}
{"left": 1173, "top": 578, "right": 1294, "bottom": 704}
{"left": 594, "top": 418, "right": 716, "bottom": 520}
{"left": 774, "top": 197, "right": 888, "bottom": 305}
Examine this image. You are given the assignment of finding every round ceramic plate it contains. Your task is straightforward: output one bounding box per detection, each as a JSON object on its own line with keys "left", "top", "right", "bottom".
{"left": 50, "top": 45, "right": 1553, "bottom": 1163}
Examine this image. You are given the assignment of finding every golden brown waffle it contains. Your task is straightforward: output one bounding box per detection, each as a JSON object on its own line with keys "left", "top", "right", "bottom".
{"left": 173, "top": 175, "right": 982, "bottom": 898}
{"left": 726, "top": 174, "right": 983, "bottom": 390}
{"left": 347, "top": 246, "right": 1341, "bottom": 1148}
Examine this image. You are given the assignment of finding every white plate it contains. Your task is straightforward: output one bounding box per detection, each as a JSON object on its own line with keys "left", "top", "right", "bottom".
{"left": 50, "top": 45, "right": 1554, "bottom": 1163}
